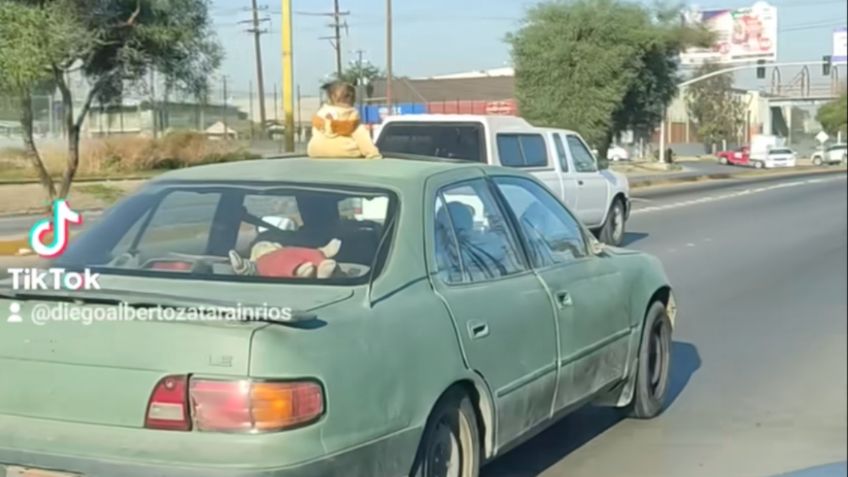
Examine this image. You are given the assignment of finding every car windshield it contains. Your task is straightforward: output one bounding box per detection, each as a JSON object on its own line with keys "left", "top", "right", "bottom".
{"left": 376, "top": 122, "right": 485, "bottom": 162}
{"left": 770, "top": 149, "right": 792, "bottom": 154}
{"left": 54, "top": 182, "right": 396, "bottom": 284}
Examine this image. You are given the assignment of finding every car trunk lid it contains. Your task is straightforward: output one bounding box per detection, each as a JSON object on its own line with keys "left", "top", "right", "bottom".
{"left": 0, "top": 281, "right": 353, "bottom": 428}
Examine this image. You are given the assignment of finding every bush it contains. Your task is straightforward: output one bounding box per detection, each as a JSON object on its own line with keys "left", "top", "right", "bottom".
{"left": 0, "top": 134, "right": 259, "bottom": 177}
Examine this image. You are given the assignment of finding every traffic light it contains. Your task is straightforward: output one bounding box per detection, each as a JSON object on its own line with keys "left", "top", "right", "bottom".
{"left": 823, "top": 55, "right": 832, "bottom": 76}
{"left": 756, "top": 60, "right": 766, "bottom": 79}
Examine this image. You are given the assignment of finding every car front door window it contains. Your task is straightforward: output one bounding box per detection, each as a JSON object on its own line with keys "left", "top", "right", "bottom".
{"left": 434, "top": 180, "right": 525, "bottom": 283}
{"left": 566, "top": 135, "right": 598, "bottom": 173}
{"left": 494, "top": 177, "right": 587, "bottom": 268}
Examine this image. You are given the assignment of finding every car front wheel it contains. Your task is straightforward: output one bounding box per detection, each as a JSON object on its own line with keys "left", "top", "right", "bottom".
{"left": 626, "top": 301, "right": 672, "bottom": 419}
{"left": 754, "top": 161, "right": 765, "bottom": 169}
{"left": 718, "top": 156, "right": 728, "bottom": 165}
{"left": 411, "top": 389, "right": 480, "bottom": 477}
{"left": 813, "top": 156, "right": 823, "bottom": 166}
{"left": 600, "top": 199, "right": 626, "bottom": 246}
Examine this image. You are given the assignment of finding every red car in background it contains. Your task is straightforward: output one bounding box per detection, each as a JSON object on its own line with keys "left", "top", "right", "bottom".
{"left": 716, "top": 146, "right": 750, "bottom": 166}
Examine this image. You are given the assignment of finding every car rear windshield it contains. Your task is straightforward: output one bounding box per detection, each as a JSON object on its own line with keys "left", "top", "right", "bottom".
{"left": 376, "top": 122, "right": 485, "bottom": 162}
{"left": 770, "top": 149, "right": 793, "bottom": 154}
{"left": 55, "top": 182, "right": 397, "bottom": 284}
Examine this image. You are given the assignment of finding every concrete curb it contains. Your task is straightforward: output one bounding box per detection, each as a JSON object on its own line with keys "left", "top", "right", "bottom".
{"left": 629, "top": 166, "right": 845, "bottom": 190}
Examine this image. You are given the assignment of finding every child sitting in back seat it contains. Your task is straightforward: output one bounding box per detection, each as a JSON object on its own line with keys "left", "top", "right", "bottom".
{"left": 307, "top": 81, "right": 381, "bottom": 159}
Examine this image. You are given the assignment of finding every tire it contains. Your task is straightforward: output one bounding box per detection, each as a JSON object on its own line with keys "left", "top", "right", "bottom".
{"left": 754, "top": 160, "right": 765, "bottom": 169}
{"left": 410, "top": 389, "right": 480, "bottom": 477}
{"left": 813, "top": 156, "right": 823, "bottom": 166}
{"left": 626, "top": 301, "right": 672, "bottom": 419}
{"left": 719, "top": 156, "right": 728, "bottom": 165}
{"left": 599, "top": 198, "right": 626, "bottom": 247}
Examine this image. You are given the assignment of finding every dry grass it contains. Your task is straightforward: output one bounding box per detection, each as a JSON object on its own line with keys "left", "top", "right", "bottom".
{"left": 0, "top": 131, "right": 257, "bottom": 179}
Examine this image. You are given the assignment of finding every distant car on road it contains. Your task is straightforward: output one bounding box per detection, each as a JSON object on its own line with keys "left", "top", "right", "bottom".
{"left": 763, "top": 148, "right": 797, "bottom": 168}
{"left": 375, "top": 115, "right": 632, "bottom": 246}
{"left": 811, "top": 144, "right": 847, "bottom": 166}
{"left": 607, "top": 144, "right": 630, "bottom": 162}
{"left": 716, "top": 146, "right": 751, "bottom": 166}
{"left": 0, "top": 157, "right": 678, "bottom": 477}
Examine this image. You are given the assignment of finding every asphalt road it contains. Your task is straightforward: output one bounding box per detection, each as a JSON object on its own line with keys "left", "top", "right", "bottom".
{"left": 484, "top": 172, "right": 848, "bottom": 477}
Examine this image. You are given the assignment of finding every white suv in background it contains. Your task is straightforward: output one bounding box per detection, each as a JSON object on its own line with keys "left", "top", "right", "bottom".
{"left": 811, "top": 144, "right": 847, "bottom": 166}
{"left": 375, "top": 115, "right": 631, "bottom": 246}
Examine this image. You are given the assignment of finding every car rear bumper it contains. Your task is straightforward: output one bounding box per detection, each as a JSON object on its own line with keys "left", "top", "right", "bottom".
{"left": 0, "top": 414, "right": 421, "bottom": 477}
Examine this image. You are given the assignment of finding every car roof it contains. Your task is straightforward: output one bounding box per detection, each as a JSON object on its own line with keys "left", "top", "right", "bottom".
{"left": 151, "top": 156, "right": 491, "bottom": 189}
{"left": 535, "top": 127, "right": 580, "bottom": 136}
{"left": 382, "top": 114, "right": 533, "bottom": 129}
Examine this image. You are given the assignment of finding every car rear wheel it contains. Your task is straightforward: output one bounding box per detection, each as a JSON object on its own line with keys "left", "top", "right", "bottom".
{"left": 719, "top": 156, "right": 728, "bottom": 165}
{"left": 813, "top": 156, "right": 823, "bottom": 166}
{"left": 626, "top": 301, "right": 672, "bottom": 419}
{"left": 754, "top": 160, "right": 765, "bottom": 169}
{"left": 600, "top": 198, "right": 626, "bottom": 246}
{"left": 411, "top": 389, "right": 480, "bottom": 477}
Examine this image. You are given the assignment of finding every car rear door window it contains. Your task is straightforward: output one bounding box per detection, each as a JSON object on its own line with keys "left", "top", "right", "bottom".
{"left": 497, "top": 134, "right": 549, "bottom": 168}
{"left": 566, "top": 135, "right": 598, "bottom": 173}
{"left": 434, "top": 179, "right": 526, "bottom": 283}
{"left": 494, "top": 176, "right": 587, "bottom": 268}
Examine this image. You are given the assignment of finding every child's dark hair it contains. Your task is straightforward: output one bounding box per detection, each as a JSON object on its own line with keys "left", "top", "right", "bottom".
{"left": 323, "top": 81, "right": 356, "bottom": 106}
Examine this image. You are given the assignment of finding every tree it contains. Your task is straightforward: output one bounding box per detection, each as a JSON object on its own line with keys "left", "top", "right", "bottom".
{"left": 686, "top": 63, "right": 747, "bottom": 149}
{"left": 337, "top": 62, "right": 383, "bottom": 101}
{"left": 507, "top": 0, "right": 711, "bottom": 163}
{"left": 0, "top": 2, "right": 88, "bottom": 201}
{"left": 2, "top": 0, "right": 221, "bottom": 201}
{"left": 816, "top": 93, "right": 847, "bottom": 136}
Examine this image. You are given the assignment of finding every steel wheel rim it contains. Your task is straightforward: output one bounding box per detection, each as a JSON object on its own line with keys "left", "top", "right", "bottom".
{"left": 647, "top": 319, "right": 669, "bottom": 397}
{"left": 612, "top": 205, "right": 624, "bottom": 244}
{"left": 425, "top": 421, "right": 461, "bottom": 477}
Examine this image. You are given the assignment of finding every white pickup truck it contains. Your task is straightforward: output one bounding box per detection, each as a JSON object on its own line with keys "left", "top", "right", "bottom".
{"left": 373, "top": 115, "right": 631, "bottom": 246}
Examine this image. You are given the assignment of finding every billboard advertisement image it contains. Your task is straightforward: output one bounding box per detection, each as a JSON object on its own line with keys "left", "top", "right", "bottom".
{"left": 681, "top": 1, "right": 778, "bottom": 65}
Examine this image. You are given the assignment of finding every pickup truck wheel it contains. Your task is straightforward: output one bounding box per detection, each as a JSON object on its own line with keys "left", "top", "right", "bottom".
{"left": 626, "top": 301, "right": 672, "bottom": 419}
{"left": 411, "top": 389, "right": 480, "bottom": 477}
{"left": 600, "top": 199, "right": 626, "bottom": 246}
{"left": 813, "top": 156, "right": 823, "bottom": 166}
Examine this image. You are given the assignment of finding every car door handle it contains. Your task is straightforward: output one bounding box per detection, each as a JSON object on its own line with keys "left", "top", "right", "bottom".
{"left": 467, "top": 321, "right": 490, "bottom": 340}
{"left": 556, "top": 291, "right": 573, "bottom": 308}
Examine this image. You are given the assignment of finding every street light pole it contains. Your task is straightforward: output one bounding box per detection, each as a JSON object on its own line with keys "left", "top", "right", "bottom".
{"left": 386, "top": 0, "right": 393, "bottom": 112}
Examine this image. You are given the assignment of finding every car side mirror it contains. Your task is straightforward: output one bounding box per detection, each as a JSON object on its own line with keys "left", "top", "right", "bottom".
{"left": 589, "top": 237, "right": 605, "bottom": 256}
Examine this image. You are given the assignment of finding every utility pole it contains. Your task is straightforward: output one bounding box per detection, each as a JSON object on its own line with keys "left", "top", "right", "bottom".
{"left": 222, "top": 76, "right": 229, "bottom": 141}
{"left": 282, "top": 0, "right": 295, "bottom": 152}
{"left": 386, "top": 0, "right": 393, "bottom": 112}
{"left": 242, "top": 0, "right": 269, "bottom": 137}
{"left": 249, "top": 80, "right": 255, "bottom": 139}
{"left": 354, "top": 49, "right": 365, "bottom": 107}
{"left": 297, "top": 3, "right": 349, "bottom": 78}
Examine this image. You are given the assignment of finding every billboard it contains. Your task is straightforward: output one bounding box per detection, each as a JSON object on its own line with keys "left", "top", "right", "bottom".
{"left": 681, "top": 2, "right": 778, "bottom": 65}
{"left": 834, "top": 27, "right": 847, "bottom": 64}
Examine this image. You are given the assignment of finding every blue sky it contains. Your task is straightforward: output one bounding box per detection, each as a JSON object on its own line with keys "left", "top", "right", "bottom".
{"left": 211, "top": 0, "right": 848, "bottom": 97}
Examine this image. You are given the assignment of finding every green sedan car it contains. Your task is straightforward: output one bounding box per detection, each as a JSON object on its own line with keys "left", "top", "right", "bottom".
{"left": 0, "top": 157, "right": 677, "bottom": 477}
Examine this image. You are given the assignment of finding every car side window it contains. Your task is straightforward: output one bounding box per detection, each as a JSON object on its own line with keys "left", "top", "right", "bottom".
{"left": 497, "top": 134, "right": 549, "bottom": 168}
{"left": 494, "top": 177, "right": 588, "bottom": 268}
{"left": 553, "top": 133, "right": 569, "bottom": 172}
{"left": 433, "top": 179, "right": 525, "bottom": 283}
{"left": 566, "top": 135, "right": 598, "bottom": 173}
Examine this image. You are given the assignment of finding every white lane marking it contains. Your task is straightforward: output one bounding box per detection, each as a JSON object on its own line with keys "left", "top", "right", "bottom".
{"left": 686, "top": 243, "right": 696, "bottom": 247}
{"left": 632, "top": 175, "right": 846, "bottom": 215}
{"left": 630, "top": 197, "right": 654, "bottom": 203}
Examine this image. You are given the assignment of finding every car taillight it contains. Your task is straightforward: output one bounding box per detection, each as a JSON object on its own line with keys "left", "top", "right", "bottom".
{"left": 190, "top": 379, "right": 324, "bottom": 432}
{"left": 145, "top": 375, "right": 191, "bottom": 431}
